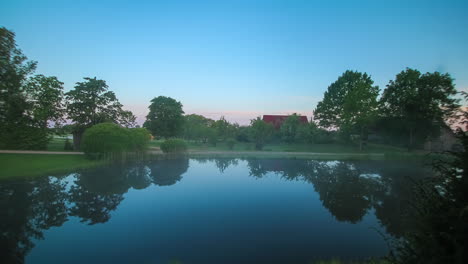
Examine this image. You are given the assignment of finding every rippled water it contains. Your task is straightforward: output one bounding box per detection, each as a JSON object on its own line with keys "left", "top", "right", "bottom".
{"left": 0, "top": 158, "right": 430, "bottom": 263}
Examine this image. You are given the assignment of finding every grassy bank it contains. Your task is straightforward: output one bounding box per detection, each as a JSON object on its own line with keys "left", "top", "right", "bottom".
{"left": 0, "top": 153, "right": 105, "bottom": 180}
{"left": 149, "top": 140, "right": 425, "bottom": 157}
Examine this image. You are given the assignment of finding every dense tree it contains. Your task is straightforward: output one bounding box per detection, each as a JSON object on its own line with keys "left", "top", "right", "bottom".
{"left": 65, "top": 77, "right": 136, "bottom": 149}
{"left": 0, "top": 27, "right": 35, "bottom": 149}
{"left": 249, "top": 117, "right": 274, "bottom": 150}
{"left": 0, "top": 27, "right": 66, "bottom": 150}
{"left": 143, "top": 96, "right": 184, "bottom": 138}
{"left": 380, "top": 68, "right": 459, "bottom": 149}
{"left": 25, "top": 74, "right": 65, "bottom": 128}
{"left": 280, "top": 114, "right": 305, "bottom": 143}
{"left": 314, "top": 70, "right": 379, "bottom": 148}
{"left": 212, "top": 116, "right": 238, "bottom": 142}
{"left": 392, "top": 102, "right": 468, "bottom": 262}
{"left": 182, "top": 114, "right": 214, "bottom": 142}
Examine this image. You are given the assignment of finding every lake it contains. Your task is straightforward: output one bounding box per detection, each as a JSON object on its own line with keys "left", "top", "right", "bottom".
{"left": 1, "top": 158, "right": 430, "bottom": 264}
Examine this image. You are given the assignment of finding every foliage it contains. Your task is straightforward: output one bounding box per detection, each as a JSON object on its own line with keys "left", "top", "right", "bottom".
{"left": 249, "top": 117, "right": 274, "bottom": 150}
{"left": 0, "top": 27, "right": 65, "bottom": 150}
{"left": 25, "top": 74, "right": 65, "bottom": 127}
{"left": 160, "top": 139, "right": 188, "bottom": 153}
{"left": 207, "top": 127, "right": 218, "bottom": 146}
{"left": 391, "top": 93, "right": 468, "bottom": 263}
{"left": 81, "top": 123, "right": 149, "bottom": 159}
{"left": 128, "top": 127, "right": 152, "bottom": 152}
{"left": 226, "top": 138, "right": 236, "bottom": 150}
{"left": 236, "top": 126, "right": 251, "bottom": 142}
{"left": 65, "top": 77, "right": 135, "bottom": 128}
{"left": 65, "top": 77, "right": 136, "bottom": 149}
{"left": 379, "top": 68, "right": 459, "bottom": 149}
{"left": 212, "top": 116, "right": 238, "bottom": 141}
{"left": 182, "top": 114, "right": 214, "bottom": 142}
{"left": 280, "top": 114, "right": 303, "bottom": 143}
{"left": 144, "top": 96, "right": 184, "bottom": 138}
{"left": 314, "top": 70, "right": 379, "bottom": 147}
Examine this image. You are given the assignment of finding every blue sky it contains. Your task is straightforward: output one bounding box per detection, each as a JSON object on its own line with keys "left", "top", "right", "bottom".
{"left": 2, "top": 0, "right": 467, "bottom": 124}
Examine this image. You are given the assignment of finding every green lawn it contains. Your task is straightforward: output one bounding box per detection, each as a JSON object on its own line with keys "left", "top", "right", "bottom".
{"left": 0, "top": 154, "right": 105, "bottom": 180}
{"left": 46, "top": 136, "right": 75, "bottom": 151}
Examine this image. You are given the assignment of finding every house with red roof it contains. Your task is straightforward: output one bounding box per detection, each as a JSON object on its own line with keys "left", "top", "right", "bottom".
{"left": 262, "top": 115, "right": 308, "bottom": 129}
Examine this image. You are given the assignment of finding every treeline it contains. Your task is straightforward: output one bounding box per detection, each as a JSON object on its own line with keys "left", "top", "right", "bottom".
{"left": 0, "top": 27, "right": 142, "bottom": 152}
{"left": 314, "top": 70, "right": 460, "bottom": 150}
{"left": 141, "top": 71, "right": 462, "bottom": 152}
{"left": 141, "top": 95, "right": 334, "bottom": 150}
{"left": 1, "top": 26, "right": 464, "bottom": 153}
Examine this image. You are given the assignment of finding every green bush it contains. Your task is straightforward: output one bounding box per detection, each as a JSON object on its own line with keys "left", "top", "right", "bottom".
{"left": 160, "top": 139, "right": 187, "bottom": 153}
{"left": 226, "top": 138, "right": 236, "bottom": 150}
{"left": 128, "top": 127, "right": 152, "bottom": 151}
{"left": 81, "top": 123, "right": 150, "bottom": 159}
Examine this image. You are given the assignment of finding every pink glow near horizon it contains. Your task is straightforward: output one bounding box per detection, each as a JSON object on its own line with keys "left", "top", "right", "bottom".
{"left": 124, "top": 104, "right": 314, "bottom": 126}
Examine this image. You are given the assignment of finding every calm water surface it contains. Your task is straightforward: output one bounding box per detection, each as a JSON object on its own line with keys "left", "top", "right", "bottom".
{"left": 1, "top": 158, "right": 430, "bottom": 264}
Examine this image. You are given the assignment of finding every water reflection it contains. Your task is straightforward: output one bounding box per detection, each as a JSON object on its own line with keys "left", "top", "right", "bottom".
{"left": 0, "top": 178, "right": 68, "bottom": 264}
{"left": 0, "top": 158, "right": 428, "bottom": 263}
{"left": 244, "top": 159, "right": 427, "bottom": 234}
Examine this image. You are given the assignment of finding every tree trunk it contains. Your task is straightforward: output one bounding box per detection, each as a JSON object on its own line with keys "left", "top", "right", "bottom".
{"left": 359, "top": 126, "right": 363, "bottom": 151}
{"left": 72, "top": 130, "right": 83, "bottom": 150}
{"left": 408, "top": 127, "right": 414, "bottom": 151}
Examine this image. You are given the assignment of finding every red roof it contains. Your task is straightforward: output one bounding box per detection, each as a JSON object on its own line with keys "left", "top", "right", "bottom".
{"left": 262, "top": 115, "right": 308, "bottom": 129}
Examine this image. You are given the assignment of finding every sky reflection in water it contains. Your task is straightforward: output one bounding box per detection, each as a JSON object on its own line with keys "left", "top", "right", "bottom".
{"left": 0, "top": 158, "right": 430, "bottom": 264}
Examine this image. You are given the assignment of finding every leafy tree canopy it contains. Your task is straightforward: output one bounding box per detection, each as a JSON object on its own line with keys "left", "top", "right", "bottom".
{"left": 314, "top": 70, "right": 379, "bottom": 131}
{"left": 143, "top": 96, "right": 184, "bottom": 138}
{"left": 249, "top": 117, "right": 274, "bottom": 150}
{"left": 65, "top": 77, "right": 135, "bottom": 129}
{"left": 379, "top": 68, "right": 459, "bottom": 148}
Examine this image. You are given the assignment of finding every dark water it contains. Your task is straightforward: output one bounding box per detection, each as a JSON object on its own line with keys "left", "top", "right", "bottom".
{"left": 1, "top": 158, "right": 431, "bottom": 264}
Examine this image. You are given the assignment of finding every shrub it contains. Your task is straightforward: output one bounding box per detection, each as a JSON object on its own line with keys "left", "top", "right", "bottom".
{"left": 208, "top": 133, "right": 217, "bottom": 146}
{"left": 128, "top": 128, "right": 152, "bottom": 152}
{"left": 160, "top": 139, "right": 187, "bottom": 153}
{"left": 226, "top": 138, "right": 236, "bottom": 150}
{"left": 81, "top": 123, "right": 150, "bottom": 159}
{"left": 82, "top": 123, "right": 129, "bottom": 159}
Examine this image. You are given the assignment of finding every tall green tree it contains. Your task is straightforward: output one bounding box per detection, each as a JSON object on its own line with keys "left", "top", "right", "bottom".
{"left": 280, "top": 113, "right": 303, "bottom": 143}
{"left": 143, "top": 96, "right": 184, "bottom": 138}
{"left": 0, "top": 27, "right": 66, "bottom": 149}
{"left": 0, "top": 27, "right": 37, "bottom": 149}
{"left": 65, "top": 77, "right": 136, "bottom": 149}
{"left": 314, "top": 70, "right": 379, "bottom": 148}
{"left": 379, "top": 68, "right": 458, "bottom": 149}
{"left": 182, "top": 114, "right": 214, "bottom": 142}
{"left": 249, "top": 117, "right": 274, "bottom": 150}
{"left": 25, "top": 74, "right": 65, "bottom": 128}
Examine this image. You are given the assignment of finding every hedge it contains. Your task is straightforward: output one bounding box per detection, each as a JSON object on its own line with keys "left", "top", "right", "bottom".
{"left": 81, "top": 123, "right": 151, "bottom": 159}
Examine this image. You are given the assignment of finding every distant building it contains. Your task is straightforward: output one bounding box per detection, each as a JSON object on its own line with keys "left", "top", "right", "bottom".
{"left": 262, "top": 115, "right": 308, "bottom": 129}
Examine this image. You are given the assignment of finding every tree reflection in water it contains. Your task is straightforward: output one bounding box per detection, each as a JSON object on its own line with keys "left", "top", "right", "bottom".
{"left": 0, "top": 158, "right": 189, "bottom": 263}
{"left": 244, "top": 158, "right": 427, "bottom": 234}
{"left": 0, "top": 158, "right": 426, "bottom": 263}
{"left": 0, "top": 178, "right": 68, "bottom": 264}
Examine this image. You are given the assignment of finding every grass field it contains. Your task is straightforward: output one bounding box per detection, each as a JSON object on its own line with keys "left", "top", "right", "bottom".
{"left": 46, "top": 136, "right": 75, "bottom": 151}
{"left": 0, "top": 154, "right": 105, "bottom": 180}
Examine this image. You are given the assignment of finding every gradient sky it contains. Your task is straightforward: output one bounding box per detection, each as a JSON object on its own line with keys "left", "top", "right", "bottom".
{"left": 2, "top": 0, "right": 467, "bottom": 125}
